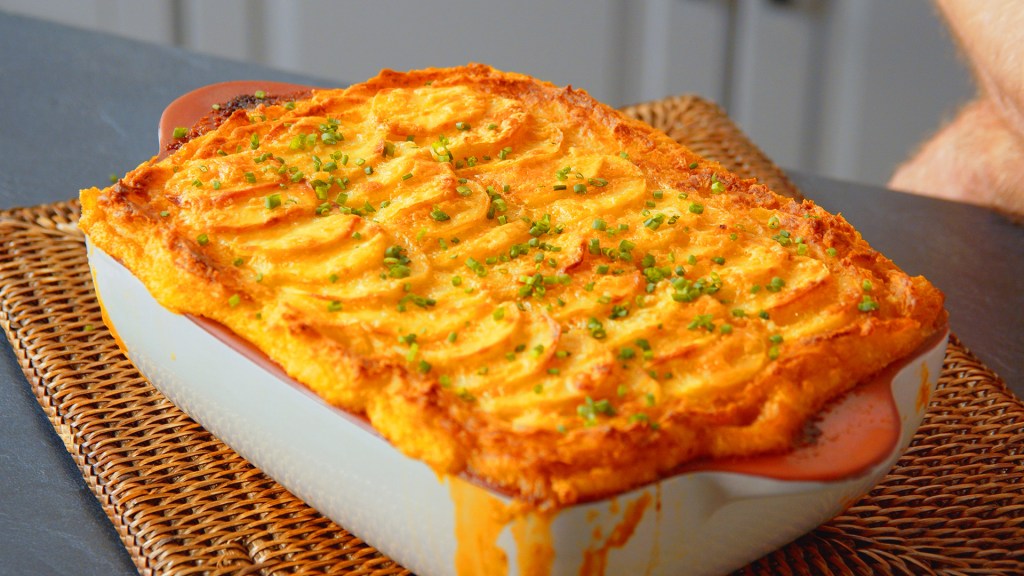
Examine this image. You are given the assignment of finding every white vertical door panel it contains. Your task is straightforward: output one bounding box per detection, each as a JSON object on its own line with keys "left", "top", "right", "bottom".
{"left": 0, "top": 0, "right": 174, "bottom": 43}
{"left": 618, "top": 0, "right": 732, "bottom": 107}
{"left": 0, "top": 0, "right": 104, "bottom": 29}
{"left": 258, "top": 0, "right": 628, "bottom": 103}
{"left": 179, "top": 0, "right": 258, "bottom": 63}
{"left": 95, "top": 0, "right": 175, "bottom": 44}
{"left": 729, "top": 0, "right": 823, "bottom": 173}
{"left": 0, "top": 0, "right": 977, "bottom": 187}
{"left": 817, "top": 0, "right": 973, "bottom": 185}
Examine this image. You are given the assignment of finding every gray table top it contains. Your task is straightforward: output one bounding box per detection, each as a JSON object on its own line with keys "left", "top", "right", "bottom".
{"left": 1, "top": 11, "right": 1021, "bottom": 576}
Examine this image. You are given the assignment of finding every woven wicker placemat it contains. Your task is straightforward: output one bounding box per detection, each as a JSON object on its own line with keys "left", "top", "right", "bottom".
{"left": 1, "top": 95, "right": 1020, "bottom": 575}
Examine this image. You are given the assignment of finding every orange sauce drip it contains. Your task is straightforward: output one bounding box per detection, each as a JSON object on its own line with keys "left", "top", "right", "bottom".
{"left": 450, "top": 477, "right": 557, "bottom": 576}
{"left": 579, "top": 492, "right": 652, "bottom": 576}
{"left": 916, "top": 360, "right": 932, "bottom": 413}
{"left": 451, "top": 477, "right": 511, "bottom": 575}
{"left": 91, "top": 267, "right": 131, "bottom": 356}
{"left": 645, "top": 484, "right": 662, "bottom": 575}
{"left": 510, "top": 509, "right": 556, "bottom": 576}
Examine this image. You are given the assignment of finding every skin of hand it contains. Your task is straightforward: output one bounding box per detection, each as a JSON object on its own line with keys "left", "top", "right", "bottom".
{"left": 889, "top": 0, "right": 1024, "bottom": 222}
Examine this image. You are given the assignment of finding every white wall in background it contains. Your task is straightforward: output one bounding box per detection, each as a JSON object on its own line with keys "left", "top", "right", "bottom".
{"left": 0, "top": 0, "right": 974, "bottom": 187}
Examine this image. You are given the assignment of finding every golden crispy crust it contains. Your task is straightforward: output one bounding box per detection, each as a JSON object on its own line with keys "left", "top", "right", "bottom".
{"left": 80, "top": 64, "right": 946, "bottom": 507}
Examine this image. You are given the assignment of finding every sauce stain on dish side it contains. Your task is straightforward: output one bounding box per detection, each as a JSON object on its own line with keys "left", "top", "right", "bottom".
{"left": 451, "top": 476, "right": 557, "bottom": 576}
{"left": 916, "top": 361, "right": 932, "bottom": 414}
{"left": 451, "top": 476, "right": 512, "bottom": 575}
{"left": 580, "top": 492, "right": 652, "bottom": 576}
{"left": 510, "top": 508, "right": 557, "bottom": 576}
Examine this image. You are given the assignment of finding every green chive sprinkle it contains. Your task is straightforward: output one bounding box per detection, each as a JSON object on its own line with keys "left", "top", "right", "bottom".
{"left": 858, "top": 294, "right": 880, "bottom": 312}
{"left": 430, "top": 206, "right": 451, "bottom": 221}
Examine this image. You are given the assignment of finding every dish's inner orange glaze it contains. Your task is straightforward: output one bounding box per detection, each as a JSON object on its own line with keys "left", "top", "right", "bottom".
{"left": 679, "top": 363, "right": 899, "bottom": 480}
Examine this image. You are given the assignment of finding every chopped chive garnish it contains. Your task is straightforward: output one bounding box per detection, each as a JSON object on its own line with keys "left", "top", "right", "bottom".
{"left": 228, "top": 294, "right": 241, "bottom": 307}
{"left": 327, "top": 301, "right": 342, "bottom": 312}
{"left": 466, "top": 258, "right": 487, "bottom": 277}
{"left": 430, "top": 206, "right": 451, "bottom": 221}
{"left": 687, "top": 314, "right": 715, "bottom": 331}
{"left": 766, "top": 276, "right": 786, "bottom": 292}
{"left": 689, "top": 203, "right": 704, "bottom": 214}
{"left": 858, "top": 294, "right": 880, "bottom": 312}
{"left": 197, "top": 233, "right": 209, "bottom": 246}
{"left": 172, "top": 127, "right": 187, "bottom": 139}
{"left": 402, "top": 172, "right": 413, "bottom": 180}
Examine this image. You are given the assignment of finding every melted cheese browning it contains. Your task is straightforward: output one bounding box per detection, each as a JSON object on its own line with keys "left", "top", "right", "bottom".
{"left": 80, "top": 65, "right": 946, "bottom": 506}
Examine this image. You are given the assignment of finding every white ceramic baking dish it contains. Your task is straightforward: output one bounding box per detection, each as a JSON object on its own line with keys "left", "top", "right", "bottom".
{"left": 87, "top": 80, "right": 950, "bottom": 574}
{"left": 89, "top": 241, "right": 947, "bottom": 576}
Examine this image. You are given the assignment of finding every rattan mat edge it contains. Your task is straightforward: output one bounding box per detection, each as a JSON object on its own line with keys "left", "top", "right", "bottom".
{"left": 1, "top": 96, "right": 1021, "bottom": 575}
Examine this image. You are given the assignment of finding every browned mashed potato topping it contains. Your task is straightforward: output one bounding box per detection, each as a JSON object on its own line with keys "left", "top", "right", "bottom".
{"left": 80, "top": 64, "right": 946, "bottom": 507}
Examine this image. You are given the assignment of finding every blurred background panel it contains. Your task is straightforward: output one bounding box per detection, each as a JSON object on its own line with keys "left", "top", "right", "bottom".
{"left": 0, "top": 0, "right": 974, "bottom": 188}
